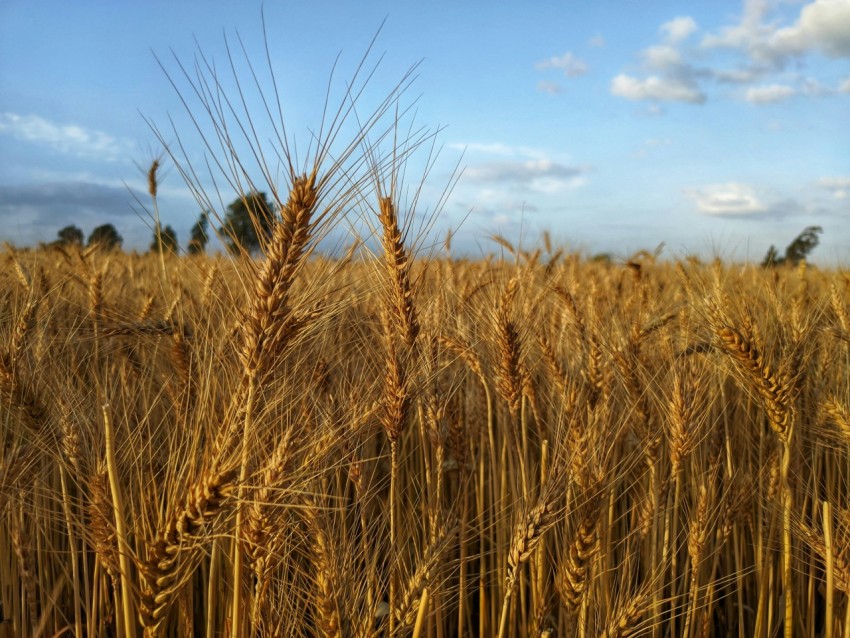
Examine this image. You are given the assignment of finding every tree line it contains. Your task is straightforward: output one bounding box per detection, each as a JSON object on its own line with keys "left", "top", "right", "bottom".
{"left": 50, "top": 191, "right": 824, "bottom": 266}
{"left": 51, "top": 191, "right": 276, "bottom": 255}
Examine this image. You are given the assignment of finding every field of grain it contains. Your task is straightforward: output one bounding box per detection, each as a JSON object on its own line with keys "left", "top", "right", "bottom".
{"left": 1, "top": 31, "right": 848, "bottom": 637}
{"left": 1, "top": 230, "right": 849, "bottom": 637}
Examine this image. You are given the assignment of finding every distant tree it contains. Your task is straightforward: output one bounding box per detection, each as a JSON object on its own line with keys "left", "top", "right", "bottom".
{"left": 150, "top": 223, "right": 178, "bottom": 254}
{"left": 760, "top": 245, "right": 782, "bottom": 268}
{"left": 761, "top": 226, "right": 822, "bottom": 267}
{"left": 187, "top": 211, "right": 210, "bottom": 255}
{"left": 219, "top": 191, "right": 276, "bottom": 255}
{"left": 784, "top": 225, "right": 822, "bottom": 266}
{"left": 57, "top": 225, "right": 84, "bottom": 246}
{"left": 87, "top": 224, "right": 123, "bottom": 250}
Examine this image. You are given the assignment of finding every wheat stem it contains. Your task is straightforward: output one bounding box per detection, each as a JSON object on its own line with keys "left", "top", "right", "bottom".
{"left": 102, "top": 403, "right": 136, "bottom": 638}
{"left": 823, "top": 501, "right": 834, "bottom": 638}
{"left": 230, "top": 375, "right": 257, "bottom": 638}
{"left": 412, "top": 587, "right": 430, "bottom": 638}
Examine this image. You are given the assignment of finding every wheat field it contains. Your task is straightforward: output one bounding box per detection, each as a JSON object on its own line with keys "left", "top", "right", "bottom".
{"left": 2, "top": 35, "right": 849, "bottom": 638}
{"left": 1, "top": 232, "right": 849, "bottom": 637}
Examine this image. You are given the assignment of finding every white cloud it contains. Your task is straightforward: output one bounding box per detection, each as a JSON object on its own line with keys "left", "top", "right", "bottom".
{"left": 839, "top": 76, "right": 850, "bottom": 92}
{"left": 771, "top": 0, "right": 850, "bottom": 59}
{"left": 818, "top": 176, "right": 850, "bottom": 198}
{"left": 643, "top": 45, "right": 683, "bottom": 70}
{"left": 611, "top": 2, "right": 850, "bottom": 107}
{"left": 701, "top": 0, "right": 773, "bottom": 52}
{"left": 687, "top": 182, "right": 767, "bottom": 216}
{"left": 536, "top": 81, "right": 563, "bottom": 94}
{"left": 457, "top": 151, "right": 589, "bottom": 209}
{"left": 0, "top": 112, "right": 133, "bottom": 160}
{"left": 818, "top": 177, "right": 850, "bottom": 189}
{"left": 535, "top": 52, "right": 588, "bottom": 77}
{"left": 703, "top": 0, "right": 850, "bottom": 66}
{"left": 713, "top": 68, "right": 760, "bottom": 84}
{"left": 465, "top": 159, "right": 586, "bottom": 185}
{"left": 661, "top": 16, "right": 699, "bottom": 43}
{"left": 534, "top": 174, "right": 587, "bottom": 194}
{"left": 745, "top": 83, "right": 797, "bottom": 102}
{"left": 589, "top": 34, "right": 606, "bottom": 47}
{"left": 622, "top": 21, "right": 712, "bottom": 104}
{"left": 611, "top": 74, "right": 706, "bottom": 103}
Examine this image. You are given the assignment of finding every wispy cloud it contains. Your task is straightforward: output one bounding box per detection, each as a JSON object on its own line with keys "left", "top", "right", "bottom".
{"left": 799, "top": 77, "right": 832, "bottom": 96}
{"left": 686, "top": 181, "right": 812, "bottom": 219}
{"left": 0, "top": 112, "right": 134, "bottom": 160}
{"left": 661, "top": 16, "right": 699, "bottom": 43}
{"left": 448, "top": 143, "right": 589, "bottom": 227}
{"left": 686, "top": 182, "right": 767, "bottom": 216}
{"left": 465, "top": 159, "right": 587, "bottom": 191}
{"left": 611, "top": 74, "right": 706, "bottom": 103}
{"left": 589, "top": 34, "right": 606, "bottom": 48}
{"left": 818, "top": 176, "right": 850, "bottom": 199}
{"left": 642, "top": 45, "right": 684, "bottom": 70}
{"left": 745, "top": 83, "right": 796, "bottom": 103}
{"left": 536, "top": 80, "right": 563, "bottom": 94}
{"left": 535, "top": 51, "right": 588, "bottom": 77}
{"left": 712, "top": 68, "right": 760, "bottom": 84}
{"left": 700, "top": 0, "right": 775, "bottom": 56}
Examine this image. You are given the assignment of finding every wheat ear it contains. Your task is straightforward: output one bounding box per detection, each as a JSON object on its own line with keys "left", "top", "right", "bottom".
{"left": 231, "top": 173, "right": 319, "bottom": 638}
{"left": 378, "top": 196, "right": 419, "bottom": 347}
{"left": 498, "top": 481, "right": 563, "bottom": 638}
{"left": 137, "top": 468, "right": 235, "bottom": 636}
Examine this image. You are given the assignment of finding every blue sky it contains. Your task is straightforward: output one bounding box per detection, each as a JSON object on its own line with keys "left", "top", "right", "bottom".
{"left": 1, "top": 0, "right": 848, "bottom": 263}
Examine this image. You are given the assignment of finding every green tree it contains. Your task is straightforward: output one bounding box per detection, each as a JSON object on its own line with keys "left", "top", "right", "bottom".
{"left": 760, "top": 245, "right": 782, "bottom": 268}
{"left": 761, "top": 226, "right": 823, "bottom": 267}
{"left": 219, "top": 191, "right": 276, "bottom": 255}
{"left": 150, "top": 223, "right": 178, "bottom": 254}
{"left": 57, "top": 225, "right": 84, "bottom": 246}
{"left": 784, "top": 225, "right": 822, "bottom": 265}
{"left": 187, "top": 211, "right": 210, "bottom": 255}
{"left": 87, "top": 224, "right": 123, "bottom": 250}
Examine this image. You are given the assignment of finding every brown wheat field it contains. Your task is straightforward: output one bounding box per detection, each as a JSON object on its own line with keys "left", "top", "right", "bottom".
{"left": 2, "top": 33, "right": 850, "bottom": 638}
{"left": 1, "top": 236, "right": 849, "bottom": 637}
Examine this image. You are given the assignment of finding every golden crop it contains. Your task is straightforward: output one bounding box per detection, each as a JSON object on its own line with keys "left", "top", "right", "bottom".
{"left": 1, "top": 240, "right": 848, "bottom": 637}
